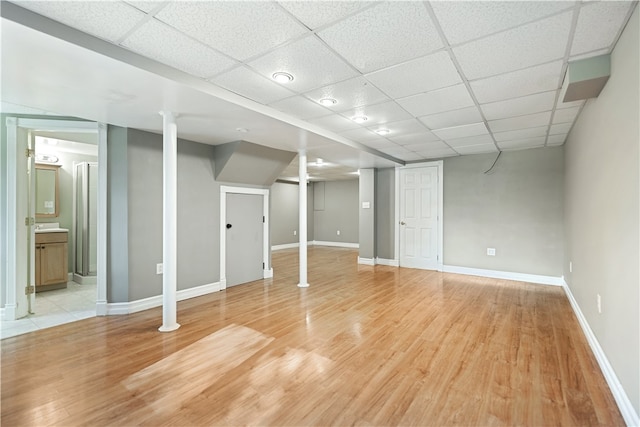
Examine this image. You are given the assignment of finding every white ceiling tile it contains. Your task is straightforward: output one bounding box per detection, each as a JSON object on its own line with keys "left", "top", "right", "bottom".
{"left": 403, "top": 141, "right": 450, "bottom": 152}
{"left": 454, "top": 144, "right": 499, "bottom": 155}
{"left": 497, "top": 137, "right": 546, "bottom": 150}
{"left": 419, "top": 106, "right": 483, "bottom": 130}
{"left": 307, "top": 114, "right": 360, "bottom": 132}
{"left": 367, "top": 118, "right": 427, "bottom": 137}
{"left": 557, "top": 98, "right": 585, "bottom": 110}
{"left": 470, "top": 61, "right": 563, "bottom": 104}
{"left": 552, "top": 106, "right": 581, "bottom": 124}
{"left": 549, "top": 123, "right": 573, "bottom": 135}
{"left": 445, "top": 134, "right": 495, "bottom": 148}
{"left": 481, "top": 91, "right": 557, "bottom": 120}
{"left": 339, "top": 127, "right": 382, "bottom": 142}
{"left": 416, "top": 147, "right": 459, "bottom": 159}
{"left": 304, "top": 77, "right": 389, "bottom": 112}
{"left": 343, "top": 101, "right": 413, "bottom": 126}
{"left": 15, "top": 1, "right": 145, "bottom": 42}
{"left": 317, "top": 2, "right": 442, "bottom": 73}
{"left": 212, "top": 66, "right": 294, "bottom": 104}
{"left": 488, "top": 111, "right": 552, "bottom": 133}
{"left": 397, "top": 84, "right": 475, "bottom": 117}
{"left": 431, "top": 1, "right": 574, "bottom": 45}
{"left": 569, "top": 48, "right": 609, "bottom": 62}
{"left": 399, "top": 152, "right": 428, "bottom": 161}
{"left": 277, "top": 1, "right": 373, "bottom": 30}
{"left": 494, "top": 126, "right": 548, "bottom": 141}
{"left": 432, "top": 122, "right": 489, "bottom": 141}
{"left": 378, "top": 145, "right": 413, "bottom": 156}
{"left": 365, "top": 51, "right": 462, "bottom": 99}
{"left": 388, "top": 132, "right": 441, "bottom": 146}
{"left": 156, "top": 2, "right": 307, "bottom": 61}
{"left": 125, "top": 1, "right": 163, "bottom": 14}
{"left": 571, "top": 2, "right": 634, "bottom": 55}
{"left": 547, "top": 134, "right": 568, "bottom": 145}
{"left": 360, "top": 138, "right": 398, "bottom": 150}
{"left": 249, "top": 36, "right": 359, "bottom": 93}
{"left": 269, "top": 96, "right": 332, "bottom": 119}
{"left": 453, "top": 12, "right": 572, "bottom": 80}
{"left": 122, "top": 20, "right": 237, "bottom": 79}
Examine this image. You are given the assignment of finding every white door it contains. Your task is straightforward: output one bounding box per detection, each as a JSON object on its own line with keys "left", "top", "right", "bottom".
{"left": 16, "top": 128, "right": 35, "bottom": 318}
{"left": 226, "top": 193, "right": 263, "bottom": 287}
{"left": 399, "top": 167, "right": 439, "bottom": 270}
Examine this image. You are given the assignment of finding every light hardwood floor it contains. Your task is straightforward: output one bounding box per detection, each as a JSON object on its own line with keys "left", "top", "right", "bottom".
{"left": 1, "top": 247, "right": 623, "bottom": 426}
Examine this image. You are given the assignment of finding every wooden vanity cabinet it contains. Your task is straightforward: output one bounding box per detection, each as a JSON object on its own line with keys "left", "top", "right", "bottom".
{"left": 35, "top": 232, "right": 68, "bottom": 290}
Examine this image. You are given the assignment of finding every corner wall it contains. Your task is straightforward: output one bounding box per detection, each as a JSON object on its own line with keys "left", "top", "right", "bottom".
{"left": 564, "top": 6, "right": 639, "bottom": 417}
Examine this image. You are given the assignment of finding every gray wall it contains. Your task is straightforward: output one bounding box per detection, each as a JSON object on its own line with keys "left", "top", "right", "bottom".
{"left": 313, "top": 179, "right": 359, "bottom": 243}
{"left": 270, "top": 181, "right": 314, "bottom": 246}
{"left": 375, "top": 168, "right": 395, "bottom": 260}
{"left": 359, "top": 169, "right": 375, "bottom": 259}
{"left": 564, "top": 6, "right": 639, "bottom": 415}
{"left": 443, "top": 147, "right": 564, "bottom": 276}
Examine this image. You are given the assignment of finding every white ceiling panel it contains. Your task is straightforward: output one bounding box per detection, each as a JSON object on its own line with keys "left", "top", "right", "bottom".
{"left": 493, "top": 126, "right": 548, "bottom": 142}
{"left": 552, "top": 106, "right": 581, "bottom": 124}
{"left": 249, "top": 35, "right": 359, "bottom": 93}
{"left": 402, "top": 140, "right": 451, "bottom": 152}
{"left": 122, "top": 20, "right": 237, "bottom": 79}
{"left": 454, "top": 144, "right": 499, "bottom": 155}
{"left": 497, "top": 137, "right": 546, "bottom": 150}
{"left": 156, "top": 2, "right": 307, "bottom": 61}
{"left": 339, "top": 127, "right": 383, "bottom": 142}
{"left": 549, "top": 123, "right": 573, "bottom": 135}
{"left": 268, "top": 95, "right": 332, "bottom": 119}
{"left": 569, "top": 48, "right": 610, "bottom": 62}
{"left": 399, "top": 152, "right": 428, "bottom": 161}
{"left": 306, "top": 113, "right": 360, "bottom": 132}
{"left": 488, "top": 111, "right": 552, "bottom": 133}
{"left": 416, "top": 147, "right": 459, "bottom": 159}
{"left": 397, "top": 84, "right": 475, "bottom": 118}
{"left": 343, "top": 101, "right": 413, "bottom": 126}
{"left": 360, "top": 138, "right": 399, "bottom": 150}
{"left": 365, "top": 51, "right": 462, "bottom": 99}
{"left": 480, "top": 91, "right": 557, "bottom": 120}
{"left": 388, "top": 131, "right": 441, "bottom": 146}
{"left": 453, "top": 12, "right": 572, "bottom": 80}
{"left": 571, "top": 1, "right": 634, "bottom": 55}
{"left": 15, "top": 1, "right": 145, "bottom": 42}
{"left": 431, "top": 1, "right": 574, "bottom": 45}
{"left": 445, "top": 134, "right": 495, "bottom": 148}
{"left": 547, "top": 134, "right": 568, "bottom": 145}
{"left": 378, "top": 144, "right": 413, "bottom": 156}
{"left": 557, "top": 98, "right": 586, "bottom": 110}
{"left": 277, "top": 1, "right": 373, "bottom": 30}
{"left": 125, "top": 1, "right": 163, "bottom": 14}
{"left": 212, "top": 66, "right": 295, "bottom": 104}
{"left": 419, "top": 106, "right": 483, "bottom": 130}
{"left": 471, "top": 61, "right": 564, "bottom": 104}
{"left": 433, "top": 122, "right": 489, "bottom": 141}
{"left": 317, "top": 2, "right": 442, "bottom": 73}
{"left": 368, "top": 118, "right": 427, "bottom": 137}
{"left": 304, "top": 77, "right": 389, "bottom": 112}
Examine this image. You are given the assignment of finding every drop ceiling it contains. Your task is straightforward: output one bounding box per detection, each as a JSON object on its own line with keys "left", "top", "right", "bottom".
{"left": 1, "top": 0, "right": 637, "bottom": 181}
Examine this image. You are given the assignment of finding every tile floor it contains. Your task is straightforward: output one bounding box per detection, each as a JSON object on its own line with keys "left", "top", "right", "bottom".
{"left": 1, "top": 282, "right": 96, "bottom": 339}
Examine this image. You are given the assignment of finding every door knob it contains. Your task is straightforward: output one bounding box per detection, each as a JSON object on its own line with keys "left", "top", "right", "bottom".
{"left": 226, "top": 223, "right": 232, "bottom": 229}
{"left": 400, "top": 221, "right": 406, "bottom": 225}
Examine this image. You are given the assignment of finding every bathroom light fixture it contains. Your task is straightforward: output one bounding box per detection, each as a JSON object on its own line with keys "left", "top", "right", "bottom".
{"left": 375, "top": 128, "right": 390, "bottom": 136}
{"left": 353, "top": 116, "right": 368, "bottom": 124}
{"left": 272, "top": 72, "right": 294, "bottom": 83}
{"left": 319, "top": 98, "right": 337, "bottom": 106}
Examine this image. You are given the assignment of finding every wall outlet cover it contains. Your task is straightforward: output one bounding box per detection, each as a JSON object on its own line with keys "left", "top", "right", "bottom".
{"left": 487, "top": 248, "right": 496, "bottom": 256}
{"left": 156, "top": 263, "right": 163, "bottom": 275}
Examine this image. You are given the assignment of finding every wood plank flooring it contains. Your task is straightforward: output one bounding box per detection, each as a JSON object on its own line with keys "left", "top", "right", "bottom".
{"left": 1, "top": 247, "right": 624, "bottom": 426}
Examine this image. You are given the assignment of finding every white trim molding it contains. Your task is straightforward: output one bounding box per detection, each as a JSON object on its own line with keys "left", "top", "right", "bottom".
{"left": 312, "top": 240, "right": 359, "bottom": 248}
{"left": 263, "top": 268, "right": 273, "bottom": 279}
{"left": 357, "top": 257, "right": 375, "bottom": 266}
{"left": 105, "top": 282, "right": 221, "bottom": 315}
{"left": 562, "top": 280, "right": 639, "bottom": 427}
{"left": 443, "top": 265, "right": 563, "bottom": 286}
{"left": 376, "top": 258, "right": 399, "bottom": 267}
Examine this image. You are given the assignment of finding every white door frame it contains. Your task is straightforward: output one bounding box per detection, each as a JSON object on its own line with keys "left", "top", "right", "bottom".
{"left": 394, "top": 160, "right": 444, "bottom": 271}
{"left": 3, "top": 118, "right": 107, "bottom": 320}
{"left": 219, "top": 185, "right": 271, "bottom": 290}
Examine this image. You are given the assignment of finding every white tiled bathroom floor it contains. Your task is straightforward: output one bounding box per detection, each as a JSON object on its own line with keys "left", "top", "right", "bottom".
{"left": 1, "top": 282, "right": 96, "bottom": 339}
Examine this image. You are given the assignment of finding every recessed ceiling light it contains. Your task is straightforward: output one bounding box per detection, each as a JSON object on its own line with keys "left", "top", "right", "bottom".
{"left": 319, "top": 98, "right": 337, "bottom": 106}
{"left": 375, "top": 129, "right": 390, "bottom": 136}
{"left": 353, "top": 116, "right": 368, "bottom": 124}
{"left": 272, "top": 72, "right": 294, "bottom": 83}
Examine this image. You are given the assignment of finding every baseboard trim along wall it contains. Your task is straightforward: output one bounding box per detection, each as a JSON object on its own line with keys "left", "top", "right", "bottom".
{"left": 442, "top": 265, "right": 563, "bottom": 286}
{"left": 105, "top": 282, "right": 221, "bottom": 315}
{"left": 562, "top": 280, "right": 639, "bottom": 427}
{"left": 0, "top": 308, "right": 5, "bottom": 321}
{"left": 272, "top": 241, "right": 359, "bottom": 251}
{"left": 357, "top": 257, "right": 375, "bottom": 265}
{"left": 357, "top": 257, "right": 400, "bottom": 267}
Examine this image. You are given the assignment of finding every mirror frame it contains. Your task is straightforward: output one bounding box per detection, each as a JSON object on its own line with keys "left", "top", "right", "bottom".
{"left": 35, "top": 164, "right": 60, "bottom": 218}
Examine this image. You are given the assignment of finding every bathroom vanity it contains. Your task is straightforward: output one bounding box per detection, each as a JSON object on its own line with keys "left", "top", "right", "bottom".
{"left": 35, "top": 226, "right": 68, "bottom": 291}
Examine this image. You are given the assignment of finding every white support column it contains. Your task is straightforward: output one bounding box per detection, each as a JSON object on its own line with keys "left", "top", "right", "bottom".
{"left": 159, "top": 111, "right": 180, "bottom": 332}
{"left": 298, "top": 150, "right": 309, "bottom": 288}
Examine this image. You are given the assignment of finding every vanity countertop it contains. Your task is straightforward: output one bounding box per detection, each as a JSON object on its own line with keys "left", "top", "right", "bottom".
{"left": 35, "top": 223, "right": 68, "bottom": 233}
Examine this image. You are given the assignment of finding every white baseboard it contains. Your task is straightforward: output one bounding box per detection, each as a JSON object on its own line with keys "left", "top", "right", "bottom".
{"left": 313, "top": 240, "right": 359, "bottom": 248}
{"left": 105, "top": 282, "right": 221, "bottom": 315}
{"left": 357, "top": 257, "right": 375, "bottom": 265}
{"left": 376, "top": 257, "right": 399, "bottom": 267}
{"left": 73, "top": 273, "right": 97, "bottom": 285}
{"left": 272, "top": 242, "right": 312, "bottom": 251}
{"left": 263, "top": 268, "right": 273, "bottom": 279}
{"left": 0, "top": 307, "right": 5, "bottom": 321}
{"left": 442, "top": 265, "right": 563, "bottom": 286}
{"left": 562, "top": 280, "right": 639, "bottom": 427}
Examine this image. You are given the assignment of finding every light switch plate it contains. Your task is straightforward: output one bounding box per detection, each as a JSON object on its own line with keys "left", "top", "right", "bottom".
{"left": 487, "top": 248, "right": 496, "bottom": 256}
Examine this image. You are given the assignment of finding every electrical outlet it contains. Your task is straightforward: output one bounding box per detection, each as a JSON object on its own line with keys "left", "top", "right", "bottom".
{"left": 337, "top": 230, "right": 341, "bottom": 236}
{"left": 487, "top": 248, "right": 496, "bottom": 256}
{"left": 156, "top": 263, "right": 163, "bottom": 275}
{"left": 597, "top": 294, "right": 602, "bottom": 314}
{"left": 293, "top": 230, "right": 297, "bottom": 236}
{"left": 569, "top": 261, "right": 573, "bottom": 273}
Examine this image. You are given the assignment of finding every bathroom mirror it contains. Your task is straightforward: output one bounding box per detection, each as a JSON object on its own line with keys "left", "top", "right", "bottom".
{"left": 35, "top": 164, "right": 60, "bottom": 218}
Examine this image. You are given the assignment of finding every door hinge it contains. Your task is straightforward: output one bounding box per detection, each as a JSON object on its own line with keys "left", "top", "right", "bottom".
{"left": 262, "top": 262, "right": 265, "bottom": 269}
{"left": 25, "top": 285, "right": 35, "bottom": 295}
{"left": 263, "top": 216, "right": 265, "bottom": 223}
{"left": 25, "top": 148, "right": 35, "bottom": 158}
{"left": 25, "top": 217, "right": 35, "bottom": 226}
